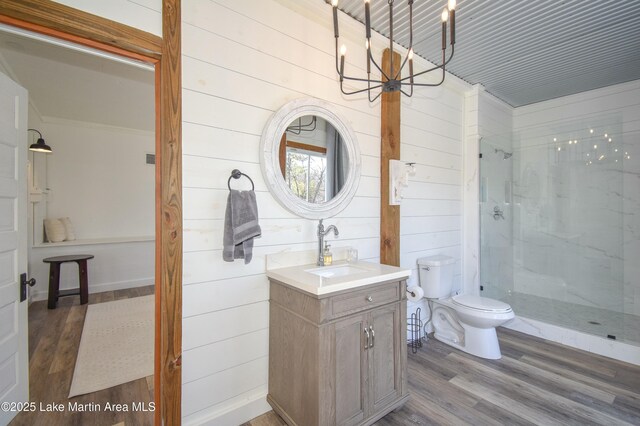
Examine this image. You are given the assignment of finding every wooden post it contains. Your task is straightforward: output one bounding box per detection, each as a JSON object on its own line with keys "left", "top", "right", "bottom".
{"left": 380, "top": 48, "right": 401, "bottom": 266}
{"left": 159, "top": 0, "right": 182, "bottom": 424}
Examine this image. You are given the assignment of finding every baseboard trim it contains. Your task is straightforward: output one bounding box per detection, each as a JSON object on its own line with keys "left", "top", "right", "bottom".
{"left": 504, "top": 316, "right": 640, "bottom": 366}
{"left": 183, "top": 389, "right": 270, "bottom": 426}
{"left": 29, "top": 277, "right": 154, "bottom": 303}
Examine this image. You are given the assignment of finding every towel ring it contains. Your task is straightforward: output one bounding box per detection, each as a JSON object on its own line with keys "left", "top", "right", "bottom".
{"left": 228, "top": 169, "right": 255, "bottom": 191}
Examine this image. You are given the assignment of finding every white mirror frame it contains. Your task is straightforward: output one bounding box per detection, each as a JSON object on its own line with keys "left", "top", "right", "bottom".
{"left": 260, "top": 97, "right": 361, "bottom": 219}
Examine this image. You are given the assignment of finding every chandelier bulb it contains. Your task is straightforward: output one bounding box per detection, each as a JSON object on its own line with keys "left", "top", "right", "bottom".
{"left": 441, "top": 8, "right": 449, "bottom": 22}
{"left": 340, "top": 44, "right": 347, "bottom": 56}
{"left": 408, "top": 49, "right": 414, "bottom": 60}
{"left": 331, "top": 0, "right": 338, "bottom": 6}
{"left": 448, "top": 0, "right": 456, "bottom": 11}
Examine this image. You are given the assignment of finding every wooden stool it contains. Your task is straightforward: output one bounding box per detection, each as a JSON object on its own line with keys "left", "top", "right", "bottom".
{"left": 43, "top": 254, "right": 94, "bottom": 309}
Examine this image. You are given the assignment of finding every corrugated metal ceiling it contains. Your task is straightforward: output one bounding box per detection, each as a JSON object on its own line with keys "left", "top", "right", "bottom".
{"left": 335, "top": 0, "right": 640, "bottom": 107}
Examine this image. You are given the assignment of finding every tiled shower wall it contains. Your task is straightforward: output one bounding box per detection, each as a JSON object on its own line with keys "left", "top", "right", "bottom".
{"left": 513, "top": 80, "right": 640, "bottom": 316}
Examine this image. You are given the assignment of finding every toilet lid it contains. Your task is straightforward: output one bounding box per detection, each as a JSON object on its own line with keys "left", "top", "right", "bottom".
{"left": 452, "top": 295, "right": 512, "bottom": 313}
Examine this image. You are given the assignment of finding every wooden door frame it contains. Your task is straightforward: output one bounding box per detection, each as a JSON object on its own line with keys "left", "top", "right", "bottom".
{"left": 0, "top": 1, "right": 182, "bottom": 424}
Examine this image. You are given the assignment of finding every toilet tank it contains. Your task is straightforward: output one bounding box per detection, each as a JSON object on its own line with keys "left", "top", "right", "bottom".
{"left": 418, "top": 255, "right": 455, "bottom": 299}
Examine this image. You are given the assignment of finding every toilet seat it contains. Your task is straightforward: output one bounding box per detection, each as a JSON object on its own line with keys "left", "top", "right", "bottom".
{"left": 452, "top": 295, "right": 512, "bottom": 313}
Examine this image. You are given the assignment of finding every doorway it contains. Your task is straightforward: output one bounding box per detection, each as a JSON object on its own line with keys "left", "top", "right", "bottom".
{"left": 0, "top": 1, "right": 182, "bottom": 424}
{"left": 1, "top": 26, "right": 156, "bottom": 425}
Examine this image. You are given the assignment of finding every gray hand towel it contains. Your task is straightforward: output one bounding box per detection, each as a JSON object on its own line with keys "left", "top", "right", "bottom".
{"left": 223, "top": 189, "right": 261, "bottom": 264}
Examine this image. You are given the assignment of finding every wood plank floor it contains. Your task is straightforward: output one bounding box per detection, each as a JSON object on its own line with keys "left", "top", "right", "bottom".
{"left": 10, "top": 286, "right": 155, "bottom": 426}
{"left": 245, "top": 327, "right": 640, "bottom": 426}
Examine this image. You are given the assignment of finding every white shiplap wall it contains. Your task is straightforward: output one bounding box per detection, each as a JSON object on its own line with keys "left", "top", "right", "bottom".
{"left": 52, "top": 0, "right": 162, "bottom": 36}
{"left": 181, "top": 0, "right": 468, "bottom": 424}
{"left": 53, "top": 0, "right": 469, "bottom": 423}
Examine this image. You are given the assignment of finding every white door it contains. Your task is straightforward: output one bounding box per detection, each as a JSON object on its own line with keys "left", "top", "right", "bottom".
{"left": 0, "top": 71, "right": 29, "bottom": 425}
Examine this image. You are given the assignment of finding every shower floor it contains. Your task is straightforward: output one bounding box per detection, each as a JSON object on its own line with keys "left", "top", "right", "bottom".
{"left": 496, "top": 292, "right": 640, "bottom": 346}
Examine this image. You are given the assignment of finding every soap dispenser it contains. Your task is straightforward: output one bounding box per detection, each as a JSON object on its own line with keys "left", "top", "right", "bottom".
{"left": 323, "top": 243, "right": 333, "bottom": 266}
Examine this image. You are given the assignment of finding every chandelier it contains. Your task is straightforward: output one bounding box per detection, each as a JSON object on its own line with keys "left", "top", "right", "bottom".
{"left": 330, "top": 0, "right": 457, "bottom": 101}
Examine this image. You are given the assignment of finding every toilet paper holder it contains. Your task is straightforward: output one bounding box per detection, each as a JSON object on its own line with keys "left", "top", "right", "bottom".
{"left": 406, "top": 285, "right": 424, "bottom": 302}
{"left": 407, "top": 307, "right": 423, "bottom": 354}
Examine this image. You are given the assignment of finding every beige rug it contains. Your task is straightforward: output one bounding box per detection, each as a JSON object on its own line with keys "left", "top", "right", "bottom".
{"left": 69, "top": 295, "right": 154, "bottom": 397}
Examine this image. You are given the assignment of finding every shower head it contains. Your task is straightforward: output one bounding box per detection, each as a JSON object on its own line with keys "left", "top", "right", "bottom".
{"left": 495, "top": 148, "right": 513, "bottom": 160}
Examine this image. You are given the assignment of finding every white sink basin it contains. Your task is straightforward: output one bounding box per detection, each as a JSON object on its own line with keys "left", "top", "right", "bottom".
{"left": 304, "top": 264, "right": 368, "bottom": 278}
{"left": 266, "top": 259, "right": 411, "bottom": 295}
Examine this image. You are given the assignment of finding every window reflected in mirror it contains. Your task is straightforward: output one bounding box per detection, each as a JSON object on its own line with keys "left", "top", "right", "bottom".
{"left": 278, "top": 115, "right": 349, "bottom": 204}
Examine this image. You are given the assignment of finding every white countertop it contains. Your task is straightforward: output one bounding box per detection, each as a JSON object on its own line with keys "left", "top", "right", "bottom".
{"left": 266, "top": 260, "right": 411, "bottom": 296}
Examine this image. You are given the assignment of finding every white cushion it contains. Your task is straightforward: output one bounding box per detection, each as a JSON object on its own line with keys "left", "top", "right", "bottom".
{"left": 60, "top": 217, "right": 76, "bottom": 241}
{"left": 44, "top": 218, "right": 66, "bottom": 243}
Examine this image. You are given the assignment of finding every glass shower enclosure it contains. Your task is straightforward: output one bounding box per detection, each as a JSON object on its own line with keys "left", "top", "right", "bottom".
{"left": 479, "top": 118, "right": 638, "bottom": 346}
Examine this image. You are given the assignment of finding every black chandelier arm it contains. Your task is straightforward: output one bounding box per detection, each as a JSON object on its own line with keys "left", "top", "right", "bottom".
{"left": 340, "top": 73, "right": 385, "bottom": 84}
{"left": 369, "top": 90, "right": 384, "bottom": 102}
{"left": 335, "top": 38, "right": 341, "bottom": 76}
{"left": 368, "top": 48, "right": 391, "bottom": 82}
{"left": 387, "top": 0, "right": 394, "bottom": 77}
{"left": 286, "top": 116, "right": 317, "bottom": 135}
{"left": 340, "top": 81, "right": 384, "bottom": 96}
{"left": 394, "top": 51, "right": 412, "bottom": 82}
{"left": 393, "top": 0, "right": 414, "bottom": 81}
{"left": 368, "top": 78, "right": 377, "bottom": 102}
{"left": 402, "top": 76, "right": 445, "bottom": 87}
{"left": 336, "top": 39, "right": 391, "bottom": 84}
{"left": 367, "top": 78, "right": 376, "bottom": 102}
{"left": 401, "top": 53, "right": 446, "bottom": 87}
{"left": 399, "top": 86, "right": 414, "bottom": 97}
{"left": 399, "top": 45, "right": 454, "bottom": 83}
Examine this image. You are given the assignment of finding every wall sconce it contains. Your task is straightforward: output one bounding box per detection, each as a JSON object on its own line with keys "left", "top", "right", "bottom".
{"left": 389, "top": 160, "right": 416, "bottom": 205}
{"left": 28, "top": 128, "right": 52, "bottom": 153}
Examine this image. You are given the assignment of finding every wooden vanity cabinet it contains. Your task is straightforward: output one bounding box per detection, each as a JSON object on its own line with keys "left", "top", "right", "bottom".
{"left": 268, "top": 279, "right": 409, "bottom": 426}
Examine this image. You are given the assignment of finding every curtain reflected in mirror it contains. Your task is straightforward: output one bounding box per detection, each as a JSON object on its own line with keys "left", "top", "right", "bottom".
{"left": 279, "top": 115, "right": 349, "bottom": 204}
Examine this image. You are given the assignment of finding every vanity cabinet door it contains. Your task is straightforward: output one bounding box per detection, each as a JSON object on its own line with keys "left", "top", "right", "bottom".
{"left": 368, "top": 302, "right": 403, "bottom": 414}
{"left": 334, "top": 313, "right": 367, "bottom": 426}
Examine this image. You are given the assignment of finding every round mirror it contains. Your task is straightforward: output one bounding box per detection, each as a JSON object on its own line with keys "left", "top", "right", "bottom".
{"left": 260, "top": 98, "right": 361, "bottom": 219}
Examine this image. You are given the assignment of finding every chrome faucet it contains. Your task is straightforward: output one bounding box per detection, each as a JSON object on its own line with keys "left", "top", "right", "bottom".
{"left": 317, "top": 219, "right": 339, "bottom": 266}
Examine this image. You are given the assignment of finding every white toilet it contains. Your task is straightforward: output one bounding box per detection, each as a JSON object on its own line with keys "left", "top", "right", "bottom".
{"left": 418, "top": 255, "right": 514, "bottom": 359}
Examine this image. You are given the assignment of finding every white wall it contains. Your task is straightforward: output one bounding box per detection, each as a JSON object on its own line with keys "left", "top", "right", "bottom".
{"left": 52, "top": 0, "right": 162, "bottom": 37}
{"left": 181, "top": 1, "right": 468, "bottom": 424}
{"left": 513, "top": 79, "right": 640, "bottom": 316}
{"left": 48, "top": 1, "right": 470, "bottom": 423}
{"left": 26, "top": 117, "right": 155, "bottom": 301}
{"left": 28, "top": 239, "right": 154, "bottom": 301}
{"left": 35, "top": 119, "right": 155, "bottom": 240}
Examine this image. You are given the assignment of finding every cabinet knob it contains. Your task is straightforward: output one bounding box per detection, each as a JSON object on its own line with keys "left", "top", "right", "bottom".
{"left": 366, "top": 296, "right": 373, "bottom": 302}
